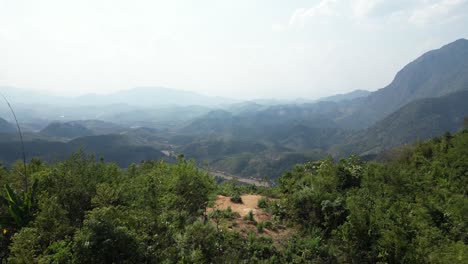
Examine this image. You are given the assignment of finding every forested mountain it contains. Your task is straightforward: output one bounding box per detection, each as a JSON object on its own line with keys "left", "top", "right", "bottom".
{"left": 1, "top": 39, "right": 467, "bottom": 181}
{"left": 67, "top": 120, "right": 125, "bottom": 135}
{"left": 174, "top": 39, "right": 468, "bottom": 176}
{"left": 40, "top": 122, "right": 94, "bottom": 139}
{"left": 97, "top": 105, "right": 213, "bottom": 128}
{"left": 39, "top": 119, "right": 128, "bottom": 139}
{"left": 76, "top": 87, "right": 237, "bottom": 107}
{"left": 182, "top": 103, "right": 341, "bottom": 138}
{"left": 339, "top": 38, "right": 468, "bottom": 129}
{"left": 332, "top": 90, "right": 468, "bottom": 156}
{"left": 317, "top": 89, "right": 370, "bottom": 102}
{"left": 181, "top": 39, "right": 468, "bottom": 135}
{"left": 0, "top": 86, "right": 236, "bottom": 108}
{"left": 0, "top": 134, "right": 168, "bottom": 167}
{"left": 177, "top": 104, "right": 346, "bottom": 178}
{"left": 0, "top": 118, "right": 15, "bottom": 134}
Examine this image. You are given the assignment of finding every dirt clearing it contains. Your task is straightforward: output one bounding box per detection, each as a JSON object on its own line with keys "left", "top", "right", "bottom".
{"left": 207, "top": 194, "right": 293, "bottom": 243}
{"left": 210, "top": 194, "right": 270, "bottom": 222}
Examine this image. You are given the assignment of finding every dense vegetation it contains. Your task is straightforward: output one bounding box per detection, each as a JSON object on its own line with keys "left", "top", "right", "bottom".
{"left": 332, "top": 90, "right": 468, "bottom": 157}
{"left": 0, "top": 128, "right": 466, "bottom": 263}
{"left": 277, "top": 130, "right": 467, "bottom": 263}
{"left": 0, "top": 135, "right": 169, "bottom": 168}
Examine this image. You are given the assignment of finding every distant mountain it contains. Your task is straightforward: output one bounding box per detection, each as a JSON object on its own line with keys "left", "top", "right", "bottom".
{"left": 0, "top": 117, "right": 15, "bottom": 133}
{"left": 180, "top": 140, "right": 268, "bottom": 161}
{"left": 0, "top": 134, "right": 169, "bottom": 167}
{"left": 1, "top": 86, "right": 237, "bottom": 108}
{"left": 41, "top": 122, "right": 94, "bottom": 139}
{"left": 224, "top": 101, "right": 267, "bottom": 114}
{"left": 180, "top": 110, "right": 234, "bottom": 135}
{"left": 176, "top": 39, "right": 468, "bottom": 178}
{"left": 68, "top": 120, "right": 125, "bottom": 135}
{"left": 332, "top": 90, "right": 468, "bottom": 156}
{"left": 180, "top": 104, "right": 346, "bottom": 150}
{"left": 317, "top": 90, "right": 370, "bottom": 102}
{"left": 100, "top": 105, "right": 212, "bottom": 128}
{"left": 76, "top": 87, "right": 237, "bottom": 107}
{"left": 183, "top": 39, "right": 468, "bottom": 135}
{"left": 339, "top": 38, "right": 468, "bottom": 129}
{"left": 0, "top": 86, "right": 67, "bottom": 106}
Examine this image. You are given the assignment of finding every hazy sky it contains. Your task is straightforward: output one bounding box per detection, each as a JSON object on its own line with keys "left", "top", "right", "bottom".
{"left": 1, "top": 0, "right": 468, "bottom": 99}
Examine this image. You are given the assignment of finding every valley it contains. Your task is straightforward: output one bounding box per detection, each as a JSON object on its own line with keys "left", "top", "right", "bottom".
{"left": 1, "top": 39, "right": 468, "bottom": 182}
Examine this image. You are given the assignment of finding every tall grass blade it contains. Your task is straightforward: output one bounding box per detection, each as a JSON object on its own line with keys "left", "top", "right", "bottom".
{"left": 0, "top": 92, "right": 28, "bottom": 190}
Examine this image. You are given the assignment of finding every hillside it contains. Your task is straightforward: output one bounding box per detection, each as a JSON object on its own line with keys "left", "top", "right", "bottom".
{"left": 0, "top": 134, "right": 168, "bottom": 167}
{"left": 0, "top": 117, "right": 15, "bottom": 133}
{"left": 175, "top": 38, "right": 468, "bottom": 174}
{"left": 339, "top": 38, "right": 468, "bottom": 128}
{"left": 182, "top": 39, "right": 468, "bottom": 139}
{"left": 332, "top": 90, "right": 468, "bottom": 156}
{"left": 317, "top": 89, "right": 370, "bottom": 102}
{"left": 40, "top": 122, "right": 94, "bottom": 139}
{"left": 1, "top": 39, "right": 467, "bottom": 181}
{"left": 77, "top": 87, "right": 236, "bottom": 107}
{"left": 68, "top": 120, "right": 125, "bottom": 135}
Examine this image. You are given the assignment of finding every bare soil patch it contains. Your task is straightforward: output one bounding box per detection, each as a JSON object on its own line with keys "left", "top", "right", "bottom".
{"left": 208, "top": 194, "right": 293, "bottom": 244}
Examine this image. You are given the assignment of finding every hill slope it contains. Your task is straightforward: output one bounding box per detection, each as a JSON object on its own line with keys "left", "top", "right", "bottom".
{"left": 318, "top": 89, "right": 370, "bottom": 102}
{"left": 77, "top": 87, "right": 236, "bottom": 107}
{"left": 41, "top": 122, "right": 94, "bottom": 139}
{"left": 332, "top": 90, "right": 468, "bottom": 156}
{"left": 339, "top": 38, "right": 468, "bottom": 128}
{"left": 0, "top": 134, "right": 168, "bottom": 167}
{"left": 0, "top": 117, "right": 15, "bottom": 133}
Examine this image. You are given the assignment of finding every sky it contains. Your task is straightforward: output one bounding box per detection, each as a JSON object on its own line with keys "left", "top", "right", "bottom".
{"left": 1, "top": 0, "right": 468, "bottom": 100}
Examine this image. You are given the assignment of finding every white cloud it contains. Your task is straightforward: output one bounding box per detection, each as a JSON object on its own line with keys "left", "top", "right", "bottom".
{"left": 271, "top": 24, "right": 287, "bottom": 32}
{"left": 409, "top": 0, "right": 468, "bottom": 25}
{"left": 288, "top": 0, "right": 339, "bottom": 26}
{"left": 281, "top": 0, "right": 468, "bottom": 29}
{"left": 352, "top": 0, "right": 385, "bottom": 18}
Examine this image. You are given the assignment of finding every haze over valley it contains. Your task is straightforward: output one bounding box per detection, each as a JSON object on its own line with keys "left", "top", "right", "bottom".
{"left": 1, "top": 1, "right": 467, "bottom": 262}
{"left": 1, "top": 38, "right": 468, "bottom": 180}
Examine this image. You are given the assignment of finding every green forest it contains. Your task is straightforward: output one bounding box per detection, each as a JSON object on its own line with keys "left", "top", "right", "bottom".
{"left": 0, "top": 129, "right": 467, "bottom": 263}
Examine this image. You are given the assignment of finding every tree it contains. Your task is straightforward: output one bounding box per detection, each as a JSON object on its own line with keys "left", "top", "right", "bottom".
{"left": 73, "top": 206, "right": 142, "bottom": 263}
{"left": 0, "top": 180, "right": 38, "bottom": 231}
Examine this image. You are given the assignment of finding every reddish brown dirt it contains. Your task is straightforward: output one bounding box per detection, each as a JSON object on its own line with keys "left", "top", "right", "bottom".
{"left": 210, "top": 194, "right": 269, "bottom": 222}
{"left": 208, "top": 194, "right": 293, "bottom": 244}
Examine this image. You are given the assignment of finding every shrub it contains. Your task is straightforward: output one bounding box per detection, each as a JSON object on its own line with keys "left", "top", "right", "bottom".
{"left": 230, "top": 193, "right": 243, "bottom": 204}
{"left": 243, "top": 210, "right": 256, "bottom": 224}
{"left": 257, "top": 223, "right": 264, "bottom": 233}
{"left": 223, "top": 206, "right": 240, "bottom": 219}
{"left": 257, "top": 197, "right": 268, "bottom": 209}
{"left": 257, "top": 221, "right": 273, "bottom": 233}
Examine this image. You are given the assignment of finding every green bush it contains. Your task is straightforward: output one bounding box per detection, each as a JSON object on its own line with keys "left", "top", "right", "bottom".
{"left": 230, "top": 193, "right": 243, "bottom": 204}
{"left": 257, "top": 221, "right": 273, "bottom": 233}
{"left": 243, "top": 210, "right": 256, "bottom": 224}
{"left": 257, "top": 197, "right": 269, "bottom": 209}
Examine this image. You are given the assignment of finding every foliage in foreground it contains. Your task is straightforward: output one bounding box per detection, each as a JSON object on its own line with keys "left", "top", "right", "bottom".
{"left": 0, "top": 130, "right": 466, "bottom": 263}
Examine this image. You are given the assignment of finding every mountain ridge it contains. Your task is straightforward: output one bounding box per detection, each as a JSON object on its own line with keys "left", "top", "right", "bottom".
{"left": 331, "top": 90, "right": 468, "bottom": 156}
{"left": 338, "top": 38, "right": 468, "bottom": 129}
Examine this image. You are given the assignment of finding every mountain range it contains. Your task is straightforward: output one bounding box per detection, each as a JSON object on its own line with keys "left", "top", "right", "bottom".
{"left": 337, "top": 38, "right": 468, "bottom": 129}
{"left": 331, "top": 90, "right": 468, "bottom": 157}
{"left": 0, "top": 38, "right": 467, "bottom": 180}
